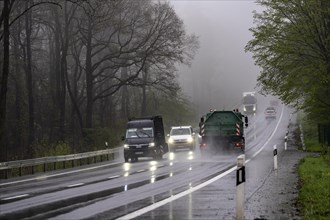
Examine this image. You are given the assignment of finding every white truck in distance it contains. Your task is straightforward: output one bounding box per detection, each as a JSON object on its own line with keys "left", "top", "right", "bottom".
{"left": 242, "top": 92, "right": 257, "bottom": 114}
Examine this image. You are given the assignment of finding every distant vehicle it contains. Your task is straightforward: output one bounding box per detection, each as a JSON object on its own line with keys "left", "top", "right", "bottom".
{"left": 242, "top": 92, "right": 257, "bottom": 114}
{"left": 199, "top": 109, "right": 248, "bottom": 153}
{"left": 122, "top": 116, "right": 168, "bottom": 162}
{"left": 167, "top": 126, "right": 195, "bottom": 152}
{"left": 265, "top": 107, "right": 276, "bottom": 119}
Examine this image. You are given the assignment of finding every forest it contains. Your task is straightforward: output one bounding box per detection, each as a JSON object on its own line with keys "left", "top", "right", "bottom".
{"left": 0, "top": 0, "right": 199, "bottom": 161}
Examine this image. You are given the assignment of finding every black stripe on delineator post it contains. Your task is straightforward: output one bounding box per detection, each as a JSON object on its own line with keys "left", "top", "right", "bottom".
{"left": 236, "top": 166, "right": 245, "bottom": 186}
{"left": 273, "top": 148, "right": 277, "bottom": 156}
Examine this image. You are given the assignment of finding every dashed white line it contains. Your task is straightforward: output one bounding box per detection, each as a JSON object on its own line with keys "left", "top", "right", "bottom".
{"left": 108, "top": 175, "right": 120, "bottom": 179}
{"left": 1, "top": 194, "right": 30, "bottom": 201}
{"left": 0, "top": 161, "right": 122, "bottom": 187}
{"left": 67, "top": 183, "right": 84, "bottom": 188}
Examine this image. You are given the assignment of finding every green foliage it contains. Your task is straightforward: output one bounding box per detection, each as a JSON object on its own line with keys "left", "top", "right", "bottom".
{"left": 146, "top": 92, "right": 197, "bottom": 133}
{"left": 82, "top": 127, "right": 123, "bottom": 151}
{"left": 246, "top": 0, "right": 330, "bottom": 124}
{"left": 34, "top": 141, "right": 72, "bottom": 157}
{"left": 298, "top": 111, "right": 329, "bottom": 153}
{"left": 298, "top": 155, "right": 330, "bottom": 219}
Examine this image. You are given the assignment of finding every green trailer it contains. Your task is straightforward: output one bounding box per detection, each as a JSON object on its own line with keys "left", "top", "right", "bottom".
{"left": 199, "top": 110, "right": 248, "bottom": 152}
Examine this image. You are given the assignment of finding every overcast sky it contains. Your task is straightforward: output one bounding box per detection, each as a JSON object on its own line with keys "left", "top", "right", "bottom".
{"left": 169, "top": 0, "right": 263, "bottom": 115}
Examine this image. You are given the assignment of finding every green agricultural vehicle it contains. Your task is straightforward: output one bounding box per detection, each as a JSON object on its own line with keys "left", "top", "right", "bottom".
{"left": 199, "top": 109, "right": 248, "bottom": 152}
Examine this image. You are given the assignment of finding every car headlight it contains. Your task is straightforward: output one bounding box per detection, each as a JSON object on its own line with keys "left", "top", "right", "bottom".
{"left": 253, "top": 106, "right": 256, "bottom": 111}
{"left": 124, "top": 144, "right": 129, "bottom": 149}
{"left": 243, "top": 107, "right": 246, "bottom": 111}
{"left": 187, "top": 136, "right": 193, "bottom": 143}
{"left": 168, "top": 137, "right": 174, "bottom": 144}
{"left": 149, "top": 142, "right": 155, "bottom": 147}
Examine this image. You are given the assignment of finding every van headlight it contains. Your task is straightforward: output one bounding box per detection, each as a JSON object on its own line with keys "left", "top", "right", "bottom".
{"left": 187, "top": 136, "right": 193, "bottom": 143}
{"left": 168, "top": 137, "right": 174, "bottom": 144}
{"left": 149, "top": 142, "right": 155, "bottom": 147}
{"left": 124, "top": 144, "right": 129, "bottom": 149}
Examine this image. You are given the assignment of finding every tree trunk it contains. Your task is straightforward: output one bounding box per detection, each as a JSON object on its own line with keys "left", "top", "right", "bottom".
{"left": 13, "top": 21, "right": 27, "bottom": 158}
{"left": 141, "top": 70, "right": 148, "bottom": 116}
{"left": 24, "top": 1, "right": 35, "bottom": 157}
{"left": 0, "top": 0, "right": 11, "bottom": 162}
{"left": 120, "top": 66, "right": 129, "bottom": 119}
{"left": 85, "top": 19, "right": 93, "bottom": 128}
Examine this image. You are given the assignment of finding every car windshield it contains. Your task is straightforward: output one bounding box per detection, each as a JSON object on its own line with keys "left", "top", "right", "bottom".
{"left": 170, "top": 128, "right": 191, "bottom": 136}
{"left": 126, "top": 127, "right": 153, "bottom": 138}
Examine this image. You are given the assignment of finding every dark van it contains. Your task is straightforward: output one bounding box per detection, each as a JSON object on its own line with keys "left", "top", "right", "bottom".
{"left": 123, "top": 116, "right": 168, "bottom": 162}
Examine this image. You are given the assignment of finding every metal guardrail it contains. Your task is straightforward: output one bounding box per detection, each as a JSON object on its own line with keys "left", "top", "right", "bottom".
{"left": 0, "top": 148, "right": 120, "bottom": 179}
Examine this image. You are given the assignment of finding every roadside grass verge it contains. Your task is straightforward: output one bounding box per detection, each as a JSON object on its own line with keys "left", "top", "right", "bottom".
{"left": 298, "top": 112, "right": 330, "bottom": 219}
{"left": 298, "top": 154, "right": 330, "bottom": 219}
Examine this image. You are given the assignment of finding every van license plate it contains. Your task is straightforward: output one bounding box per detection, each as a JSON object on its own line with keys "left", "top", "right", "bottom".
{"left": 135, "top": 152, "right": 143, "bottom": 155}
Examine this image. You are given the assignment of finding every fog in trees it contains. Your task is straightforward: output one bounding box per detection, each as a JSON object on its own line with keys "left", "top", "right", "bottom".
{"left": 171, "top": 1, "right": 263, "bottom": 115}
{"left": 0, "top": 0, "right": 198, "bottom": 161}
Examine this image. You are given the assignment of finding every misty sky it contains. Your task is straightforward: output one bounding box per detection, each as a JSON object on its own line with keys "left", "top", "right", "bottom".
{"left": 169, "top": 0, "right": 263, "bottom": 115}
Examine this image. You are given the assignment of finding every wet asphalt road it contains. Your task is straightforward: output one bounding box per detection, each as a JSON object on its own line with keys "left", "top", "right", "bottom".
{"left": 0, "top": 97, "right": 292, "bottom": 220}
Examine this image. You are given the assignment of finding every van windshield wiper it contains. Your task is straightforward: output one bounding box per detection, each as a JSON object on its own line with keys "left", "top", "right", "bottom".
{"left": 139, "top": 130, "right": 151, "bottom": 138}
{"left": 134, "top": 132, "right": 141, "bottom": 138}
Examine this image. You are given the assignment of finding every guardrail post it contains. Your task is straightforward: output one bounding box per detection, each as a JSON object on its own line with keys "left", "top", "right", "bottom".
{"left": 19, "top": 165, "right": 22, "bottom": 176}
{"left": 236, "top": 154, "right": 245, "bottom": 220}
{"left": 32, "top": 165, "right": 34, "bottom": 175}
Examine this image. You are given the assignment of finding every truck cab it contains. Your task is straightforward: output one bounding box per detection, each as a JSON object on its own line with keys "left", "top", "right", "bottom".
{"left": 123, "top": 116, "right": 168, "bottom": 162}
{"left": 242, "top": 92, "right": 257, "bottom": 114}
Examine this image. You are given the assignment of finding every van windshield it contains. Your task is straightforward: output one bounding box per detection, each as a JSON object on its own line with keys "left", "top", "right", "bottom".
{"left": 126, "top": 127, "right": 153, "bottom": 138}
{"left": 171, "top": 128, "right": 191, "bottom": 136}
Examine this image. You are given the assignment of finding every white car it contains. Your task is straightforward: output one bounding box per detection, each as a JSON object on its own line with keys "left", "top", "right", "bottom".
{"left": 167, "top": 126, "right": 195, "bottom": 151}
{"left": 265, "top": 107, "right": 276, "bottom": 119}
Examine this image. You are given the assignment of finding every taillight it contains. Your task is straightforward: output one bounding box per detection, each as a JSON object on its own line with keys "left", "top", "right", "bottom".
{"left": 200, "top": 143, "right": 207, "bottom": 148}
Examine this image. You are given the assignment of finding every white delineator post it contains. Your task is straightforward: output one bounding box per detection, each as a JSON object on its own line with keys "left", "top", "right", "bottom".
{"left": 236, "top": 154, "right": 245, "bottom": 220}
{"left": 273, "top": 145, "right": 278, "bottom": 170}
{"left": 284, "top": 134, "right": 288, "bottom": 150}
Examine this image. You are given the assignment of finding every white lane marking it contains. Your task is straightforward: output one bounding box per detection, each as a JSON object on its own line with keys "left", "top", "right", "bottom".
{"left": 108, "top": 175, "right": 120, "bottom": 179}
{"left": 117, "top": 105, "right": 285, "bottom": 220}
{"left": 137, "top": 169, "right": 145, "bottom": 173}
{"left": 116, "top": 166, "right": 236, "bottom": 220}
{"left": 0, "top": 161, "right": 122, "bottom": 187}
{"left": 67, "top": 183, "right": 84, "bottom": 188}
{"left": 1, "top": 194, "right": 29, "bottom": 201}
